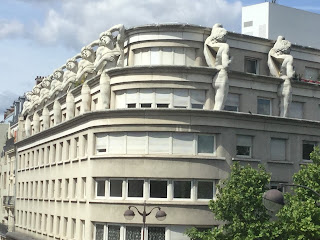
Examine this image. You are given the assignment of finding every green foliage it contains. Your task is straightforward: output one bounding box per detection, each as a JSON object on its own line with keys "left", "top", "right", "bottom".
{"left": 187, "top": 148, "right": 320, "bottom": 239}
{"left": 186, "top": 163, "right": 271, "bottom": 240}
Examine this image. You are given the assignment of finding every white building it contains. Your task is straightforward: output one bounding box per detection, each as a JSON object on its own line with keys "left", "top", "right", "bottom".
{"left": 242, "top": 2, "right": 320, "bottom": 49}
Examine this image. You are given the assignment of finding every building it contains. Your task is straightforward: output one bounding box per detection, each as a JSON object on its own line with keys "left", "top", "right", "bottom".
{"left": 0, "top": 97, "right": 25, "bottom": 239}
{"left": 242, "top": 2, "right": 320, "bottom": 49}
{"left": 3, "top": 23, "right": 320, "bottom": 239}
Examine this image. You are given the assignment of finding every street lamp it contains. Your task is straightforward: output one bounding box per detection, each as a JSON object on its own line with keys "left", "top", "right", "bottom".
{"left": 263, "top": 183, "right": 320, "bottom": 212}
{"left": 124, "top": 201, "right": 167, "bottom": 240}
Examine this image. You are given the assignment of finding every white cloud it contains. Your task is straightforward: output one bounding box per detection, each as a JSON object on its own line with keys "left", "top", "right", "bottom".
{"left": 0, "top": 91, "right": 19, "bottom": 116}
{"left": 33, "top": 0, "right": 242, "bottom": 50}
{"left": 0, "top": 19, "right": 24, "bottom": 39}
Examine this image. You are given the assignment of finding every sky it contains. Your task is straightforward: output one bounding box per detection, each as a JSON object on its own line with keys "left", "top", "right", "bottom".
{"left": 1, "top": 0, "right": 320, "bottom": 119}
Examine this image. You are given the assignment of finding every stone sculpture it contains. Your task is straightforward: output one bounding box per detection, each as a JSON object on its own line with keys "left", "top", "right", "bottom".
{"left": 38, "top": 77, "right": 51, "bottom": 106}
{"left": 204, "top": 24, "right": 231, "bottom": 110}
{"left": 95, "top": 24, "right": 125, "bottom": 110}
{"left": 76, "top": 45, "right": 96, "bottom": 82}
{"left": 268, "top": 36, "right": 294, "bottom": 117}
{"left": 49, "top": 69, "right": 64, "bottom": 98}
{"left": 62, "top": 57, "right": 78, "bottom": 91}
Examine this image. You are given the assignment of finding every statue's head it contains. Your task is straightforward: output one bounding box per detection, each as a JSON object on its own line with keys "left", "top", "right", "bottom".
{"left": 66, "top": 58, "right": 78, "bottom": 70}
{"left": 53, "top": 68, "right": 64, "bottom": 81}
{"left": 274, "top": 36, "right": 292, "bottom": 54}
{"left": 99, "top": 31, "right": 113, "bottom": 47}
{"left": 81, "top": 46, "right": 94, "bottom": 59}
{"left": 41, "top": 77, "right": 51, "bottom": 88}
{"left": 211, "top": 23, "right": 227, "bottom": 43}
{"left": 32, "top": 84, "right": 41, "bottom": 95}
{"left": 25, "top": 92, "right": 33, "bottom": 101}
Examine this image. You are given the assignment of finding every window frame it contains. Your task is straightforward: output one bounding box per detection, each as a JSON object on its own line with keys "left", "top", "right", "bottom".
{"left": 245, "top": 57, "right": 259, "bottom": 74}
{"left": 196, "top": 180, "right": 216, "bottom": 201}
{"left": 108, "top": 178, "right": 124, "bottom": 199}
{"left": 257, "top": 97, "right": 272, "bottom": 116}
{"left": 236, "top": 135, "right": 253, "bottom": 158}
{"left": 197, "top": 134, "right": 216, "bottom": 155}
{"left": 126, "top": 179, "right": 145, "bottom": 199}
{"left": 172, "top": 180, "right": 193, "bottom": 200}
{"left": 95, "top": 178, "right": 107, "bottom": 199}
{"left": 148, "top": 179, "right": 169, "bottom": 200}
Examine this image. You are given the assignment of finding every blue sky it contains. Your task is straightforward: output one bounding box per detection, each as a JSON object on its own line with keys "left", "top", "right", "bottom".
{"left": 0, "top": 0, "right": 320, "bottom": 119}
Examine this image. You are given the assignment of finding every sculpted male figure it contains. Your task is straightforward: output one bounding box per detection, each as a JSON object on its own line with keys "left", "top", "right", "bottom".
{"left": 38, "top": 77, "right": 51, "bottom": 105}
{"left": 76, "top": 46, "right": 96, "bottom": 82}
{"left": 49, "top": 69, "right": 64, "bottom": 98}
{"left": 204, "top": 24, "right": 231, "bottom": 110}
{"left": 62, "top": 57, "right": 78, "bottom": 91}
{"left": 268, "top": 36, "right": 294, "bottom": 117}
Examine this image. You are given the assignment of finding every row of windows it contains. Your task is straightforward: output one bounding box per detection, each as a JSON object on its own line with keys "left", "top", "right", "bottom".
{"left": 16, "top": 211, "right": 82, "bottom": 239}
{"left": 95, "top": 178, "right": 216, "bottom": 201}
{"left": 18, "top": 134, "right": 88, "bottom": 170}
{"left": 95, "top": 224, "right": 165, "bottom": 240}
{"left": 17, "top": 177, "right": 86, "bottom": 200}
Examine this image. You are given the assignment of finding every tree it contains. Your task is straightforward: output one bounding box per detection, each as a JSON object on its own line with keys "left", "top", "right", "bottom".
{"left": 186, "top": 162, "right": 271, "bottom": 240}
{"left": 271, "top": 147, "right": 320, "bottom": 240}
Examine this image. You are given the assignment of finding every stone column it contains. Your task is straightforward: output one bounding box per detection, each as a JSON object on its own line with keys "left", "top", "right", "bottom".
{"left": 53, "top": 100, "right": 62, "bottom": 125}
{"left": 32, "top": 112, "right": 40, "bottom": 134}
{"left": 66, "top": 92, "right": 75, "bottom": 120}
{"left": 81, "top": 82, "right": 91, "bottom": 114}
{"left": 42, "top": 107, "right": 50, "bottom": 130}
{"left": 98, "top": 72, "right": 111, "bottom": 110}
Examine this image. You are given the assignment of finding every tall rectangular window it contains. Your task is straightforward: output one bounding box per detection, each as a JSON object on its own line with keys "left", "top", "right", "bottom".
{"left": 96, "top": 180, "right": 106, "bottom": 197}
{"left": 257, "top": 98, "right": 271, "bottom": 115}
{"left": 127, "top": 180, "right": 144, "bottom": 198}
{"left": 289, "top": 101, "right": 303, "bottom": 119}
{"left": 126, "top": 226, "right": 141, "bottom": 240}
{"left": 148, "top": 132, "right": 170, "bottom": 154}
{"left": 96, "top": 133, "right": 108, "bottom": 154}
{"left": 110, "top": 179, "right": 122, "bottom": 198}
{"left": 127, "top": 132, "right": 146, "bottom": 154}
{"left": 270, "top": 138, "right": 286, "bottom": 161}
{"left": 95, "top": 224, "right": 104, "bottom": 240}
{"left": 148, "top": 227, "right": 165, "bottom": 240}
{"left": 109, "top": 133, "right": 125, "bottom": 154}
{"left": 224, "top": 93, "right": 240, "bottom": 112}
{"left": 174, "top": 180, "right": 191, "bottom": 199}
{"left": 197, "top": 135, "right": 214, "bottom": 154}
{"left": 126, "top": 89, "right": 138, "bottom": 108}
{"left": 139, "top": 89, "right": 153, "bottom": 108}
{"left": 236, "top": 135, "right": 252, "bottom": 157}
{"left": 150, "top": 180, "right": 167, "bottom": 199}
{"left": 155, "top": 89, "right": 170, "bottom": 108}
{"left": 197, "top": 181, "right": 214, "bottom": 199}
{"left": 303, "top": 141, "right": 316, "bottom": 160}
{"left": 190, "top": 90, "right": 205, "bottom": 109}
{"left": 245, "top": 58, "right": 259, "bottom": 74}
{"left": 172, "top": 133, "right": 194, "bottom": 155}
{"left": 173, "top": 89, "right": 188, "bottom": 108}
{"left": 108, "top": 225, "right": 120, "bottom": 240}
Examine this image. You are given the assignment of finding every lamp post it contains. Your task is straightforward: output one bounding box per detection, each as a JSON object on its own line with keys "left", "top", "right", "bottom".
{"left": 124, "top": 201, "right": 167, "bottom": 240}
{"left": 263, "top": 183, "right": 320, "bottom": 212}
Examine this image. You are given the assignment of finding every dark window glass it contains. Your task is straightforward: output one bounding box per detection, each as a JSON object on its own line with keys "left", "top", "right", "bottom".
{"left": 191, "top": 104, "right": 203, "bottom": 109}
{"left": 198, "top": 135, "right": 214, "bottom": 154}
{"left": 148, "top": 227, "right": 165, "bottom": 240}
{"left": 97, "top": 180, "right": 105, "bottom": 197}
{"left": 128, "top": 180, "right": 144, "bottom": 197}
{"left": 245, "top": 59, "right": 258, "bottom": 74}
{"left": 150, "top": 180, "right": 167, "bottom": 198}
{"left": 174, "top": 181, "right": 191, "bottom": 198}
{"left": 108, "top": 225, "right": 120, "bottom": 240}
{"left": 156, "top": 104, "right": 169, "bottom": 108}
{"left": 257, "top": 98, "right": 271, "bottom": 115}
{"left": 141, "top": 103, "right": 152, "bottom": 108}
{"left": 198, "top": 181, "right": 213, "bottom": 199}
{"left": 126, "top": 226, "right": 141, "bottom": 240}
{"left": 224, "top": 105, "right": 238, "bottom": 111}
{"left": 303, "top": 142, "right": 315, "bottom": 160}
{"left": 236, "top": 146, "right": 251, "bottom": 156}
{"left": 110, "top": 180, "right": 122, "bottom": 197}
{"left": 127, "top": 104, "right": 136, "bottom": 108}
{"left": 95, "top": 224, "right": 104, "bottom": 240}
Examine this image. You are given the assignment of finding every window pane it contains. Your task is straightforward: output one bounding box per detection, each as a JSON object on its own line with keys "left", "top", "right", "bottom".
{"left": 173, "top": 89, "right": 188, "bottom": 108}
{"left": 155, "top": 89, "right": 170, "bottom": 104}
{"left": 148, "top": 227, "right": 165, "bottom": 240}
{"left": 150, "top": 48, "right": 160, "bottom": 65}
{"left": 198, "top": 135, "right": 214, "bottom": 154}
{"left": 271, "top": 139, "right": 286, "bottom": 161}
{"left": 108, "top": 225, "right": 120, "bottom": 240}
{"left": 198, "top": 181, "right": 213, "bottom": 199}
{"left": 140, "top": 89, "right": 153, "bottom": 103}
{"left": 304, "top": 67, "right": 319, "bottom": 80}
{"left": 148, "top": 132, "right": 170, "bottom": 154}
{"left": 257, "top": 98, "right": 271, "bottom": 115}
{"left": 245, "top": 59, "right": 257, "bottom": 74}
{"left": 127, "top": 132, "right": 146, "bottom": 154}
{"left": 115, "top": 91, "right": 126, "bottom": 109}
{"left": 237, "top": 136, "right": 252, "bottom": 156}
{"left": 303, "top": 142, "right": 315, "bottom": 160}
{"left": 109, "top": 133, "right": 125, "bottom": 154}
{"left": 126, "top": 89, "right": 138, "bottom": 104}
{"left": 172, "top": 133, "right": 194, "bottom": 155}
{"left": 190, "top": 90, "right": 205, "bottom": 106}
{"left": 224, "top": 93, "right": 239, "bottom": 112}
{"left": 174, "top": 181, "right": 191, "bottom": 198}
{"left": 128, "top": 180, "right": 144, "bottom": 197}
{"left": 97, "top": 181, "right": 105, "bottom": 197}
{"left": 96, "top": 133, "right": 107, "bottom": 153}
{"left": 110, "top": 180, "right": 122, "bottom": 197}
{"left": 95, "top": 224, "right": 104, "bottom": 240}
{"left": 150, "top": 180, "right": 167, "bottom": 198}
{"left": 289, "top": 102, "right": 303, "bottom": 119}
{"left": 126, "top": 226, "right": 141, "bottom": 240}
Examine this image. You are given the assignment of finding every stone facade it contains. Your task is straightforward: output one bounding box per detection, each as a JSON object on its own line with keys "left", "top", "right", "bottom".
{"left": 2, "top": 23, "right": 320, "bottom": 239}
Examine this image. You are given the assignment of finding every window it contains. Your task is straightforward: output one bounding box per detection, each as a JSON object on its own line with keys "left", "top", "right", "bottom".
{"left": 126, "top": 89, "right": 138, "bottom": 108}
{"left": 173, "top": 89, "right": 188, "bottom": 108}
{"left": 140, "top": 89, "right": 153, "bottom": 108}
{"left": 155, "top": 89, "right": 170, "bottom": 108}
{"left": 190, "top": 90, "right": 205, "bottom": 109}
{"left": 303, "top": 141, "right": 316, "bottom": 160}
{"left": 245, "top": 58, "right": 259, "bottom": 74}
{"left": 236, "top": 135, "right": 252, "bottom": 157}
{"left": 72, "top": 178, "right": 77, "bottom": 198}
{"left": 289, "top": 101, "right": 303, "bottom": 119}
{"left": 126, "top": 226, "right": 141, "bottom": 240}
{"left": 197, "top": 181, "right": 214, "bottom": 199}
{"left": 148, "top": 132, "right": 170, "bottom": 154}
{"left": 304, "top": 67, "right": 319, "bottom": 80}
{"left": 224, "top": 93, "right": 240, "bottom": 112}
{"left": 96, "top": 133, "right": 107, "bottom": 154}
{"left": 257, "top": 98, "right": 271, "bottom": 115}
{"left": 148, "top": 227, "right": 165, "bottom": 240}
{"left": 58, "top": 179, "right": 62, "bottom": 198}
{"left": 71, "top": 218, "right": 76, "bottom": 239}
{"left": 150, "top": 180, "right": 167, "bottom": 199}
{"left": 110, "top": 179, "right": 122, "bottom": 198}
{"left": 172, "top": 133, "right": 194, "bottom": 155}
{"left": 96, "top": 180, "right": 106, "bottom": 197}
{"left": 270, "top": 138, "right": 286, "bottom": 161}
{"left": 108, "top": 225, "right": 121, "bottom": 240}
{"left": 65, "top": 179, "right": 69, "bottom": 199}
{"left": 174, "top": 180, "right": 191, "bottom": 199}
{"left": 95, "top": 224, "right": 104, "bottom": 240}
{"left": 243, "top": 21, "right": 253, "bottom": 27}
{"left": 81, "top": 177, "right": 86, "bottom": 198}
{"left": 127, "top": 132, "right": 146, "bottom": 154}
{"left": 109, "top": 133, "right": 125, "bottom": 154}
{"left": 197, "top": 135, "right": 214, "bottom": 154}
{"left": 127, "top": 180, "right": 144, "bottom": 198}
